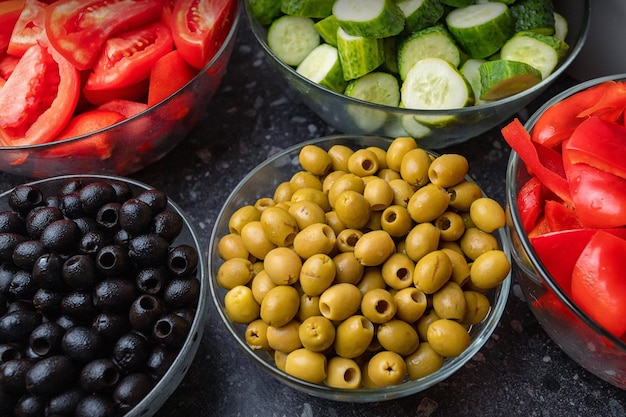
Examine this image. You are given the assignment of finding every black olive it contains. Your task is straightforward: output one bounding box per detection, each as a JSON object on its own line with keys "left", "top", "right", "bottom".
{"left": 40, "top": 219, "right": 81, "bottom": 254}
{"left": 119, "top": 198, "right": 152, "bottom": 235}
{"left": 60, "top": 191, "right": 85, "bottom": 219}
{"left": 60, "top": 290, "right": 95, "bottom": 322}
{"left": 61, "top": 326, "right": 103, "bottom": 363}
{"left": 163, "top": 277, "right": 200, "bottom": 308}
{"left": 0, "top": 263, "right": 17, "bottom": 293}
{"left": 0, "top": 309, "right": 41, "bottom": 344}
{"left": 0, "top": 293, "right": 6, "bottom": 316}
{"left": 128, "top": 294, "right": 165, "bottom": 333}
{"left": 8, "top": 185, "right": 44, "bottom": 215}
{"left": 146, "top": 344, "right": 177, "bottom": 380}
{"left": 135, "top": 266, "right": 170, "bottom": 295}
{"left": 92, "top": 313, "right": 131, "bottom": 343}
{"left": 32, "top": 253, "right": 65, "bottom": 290}
{"left": 80, "top": 358, "right": 120, "bottom": 393}
{"left": 0, "top": 386, "right": 16, "bottom": 415}
{"left": 152, "top": 313, "right": 191, "bottom": 347}
{"left": 95, "top": 202, "right": 121, "bottom": 230}
{"left": 55, "top": 315, "right": 80, "bottom": 331}
{"left": 0, "top": 210, "right": 25, "bottom": 234}
{"left": 73, "top": 216, "right": 98, "bottom": 235}
{"left": 29, "top": 322, "right": 65, "bottom": 358}
{"left": 24, "top": 355, "right": 76, "bottom": 396}
{"left": 112, "top": 228, "right": 131, "bottom": 248}
{"left": 79, "top": 230, "right": 112, "bottom": 255}
{"left": 95, "top": 245, "right": 131, "bottom": 277}
{"left": 25, "top": 206, "right": 64, "bottom": 239}
{"left": 128, "top": 234, "right": 169, "bottom": 266}
{"left": 109, "top": 181, "right": 133, "bottom": 203}
{"left": 62, "top": 254, "right": 98, "bottom": 290}
{"left": 167, "top": 244, "right": 199, "bottom": 277}
{"left": 113, "top": 372, "right": 154, "bottom": 412}
{"left": 0, "top": 233, "right": 28, "bottom": 263}
{"left": 74, "top": 393, "right": 115, "bottom": 417}
{"left": 92, "top": 279, "right": 136, "bottom": 312}
{"left": 172, "top": 308, "right": 196, "bottom": 324}
{"left": 0, "top": 343, "right": 21, "bottom": 365}
{"left": 32, "top": 288, "right": 63, "bottom": 318}
{"left": 136, "top": 189, "right": 167, "bottom": 215}
{"left": 12, "top": 240, "right": 46, "bottom": 269}
{"left": 112, "top": 332, "right": 148, "bottom": 371}
{"left": 0, "top": 359, "right": 33, "bottom": 393}
{"left": 151, "top": 210, "right": 183, "bottom": 242}
{"left": 8, "top": 270, "right": 37, "bottom": 301}
{"left": 13, "top": 393, "right": 46, "bottom": 417}
{"left": 79, "top": 182, "right": 117, "bottom": 214}
{"left": 46, "top": 387, "right": 85, "bottom": 416}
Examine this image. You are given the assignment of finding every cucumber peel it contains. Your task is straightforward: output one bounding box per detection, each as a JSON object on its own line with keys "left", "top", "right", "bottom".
{"left": 247, "top": 0, "right": 282, "bottom": 26}
{"left": 281, "top": 0, "right": 334, "bottom": 18}
{"left": 337, "top": 28, "right": 385, "bottom": 80}
{"left": 500, "top": 31, "right": 568, "bottom": 79}
{"left": 479, "top": 59, "right": 542, "bottom": 100}
{"left": 314, "top": 15, "right": 340, "bottom": 47}
{"left": 396, "top": 0, "right": 445, "bottom": 33}
{"left": 333, "top": 0, "right": 405, "bottom": 38}
{"left": 296, "top": 44, "right": 348, "bottom": 93}
{"left": 397, "top": 25, "right": 461, "bottom": 81}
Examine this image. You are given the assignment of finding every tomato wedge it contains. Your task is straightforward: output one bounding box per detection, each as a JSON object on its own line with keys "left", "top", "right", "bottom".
{"left": 148, "top": 49, "right": 197, "bottom": 106}
{"left": 0, "top": 41, "right": 80, "bottom": 146}
{"left": 171, "top": 0, "right": 237, "bottom": 70}
{"left": 85, "top": 21, "right": 174, "bottom": 91}
{"left": 45, "top": 0, "right": 163, "bottom": 70}
{"left": 0, "top": 1, "right": 24, "bottom": 52}
{"left": 7, "top": 0, "right": 46, "bottom": 57}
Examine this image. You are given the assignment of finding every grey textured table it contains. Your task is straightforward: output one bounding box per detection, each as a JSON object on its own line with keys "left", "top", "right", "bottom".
{"left": 1, "top": 16, "right": 625, "bottom": 417}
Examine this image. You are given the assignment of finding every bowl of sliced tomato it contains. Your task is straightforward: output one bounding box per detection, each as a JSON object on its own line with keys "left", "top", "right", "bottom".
{"left": 0, "top": 0, "right": 239, "bottom": 178}
{"left": 503, "top": 74, "right": 626, "bottom": 390}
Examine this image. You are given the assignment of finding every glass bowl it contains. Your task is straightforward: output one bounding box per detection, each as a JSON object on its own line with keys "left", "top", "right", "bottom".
{"left": 209, "top": 134, "right": 511, "bottom": 402}
{"left": 243, "top": 0, "right": 590, "bottom": 149}
{"left": 0, "top": 174, "right": 208, "bottom": 416}
{"left": 0, "top": 3, "right": 240, "bottom": 179}
{"left": 505, "top": 75, "right": 626, "bottom": 390}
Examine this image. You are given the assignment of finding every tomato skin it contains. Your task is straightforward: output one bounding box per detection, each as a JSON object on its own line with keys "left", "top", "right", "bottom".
{"left": 7, "top": 0, "right": 46, "bottom": 57}
{"left": 97, "top": 99, "right": 149, "bottom": 119}
{"left": 45, "top": 0, "right": 163, "bottom": 70}
{"left": 171, "top": 0, "right": 237, "bottom": 69}
{"left": 85, "top": 21, "right": 174, "bottom": 91}
{"left": 0, "top": 52, "right": 19, "bottom": 79}
{"left": 0, "top": 1, "right": 24, "bottom": 52}
{"left": 148, "top": 49, "right": 197, "bottom": 106}
{"left": 0, "top": 41, "right": 80, "bottom": 146}
{"left": 83, "top": 79, "right": 149, "bottom": 106}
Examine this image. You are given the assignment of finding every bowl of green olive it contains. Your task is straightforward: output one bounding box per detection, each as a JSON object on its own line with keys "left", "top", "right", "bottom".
{"left": 208, "top": 135, "right": 511, "bottom": 401}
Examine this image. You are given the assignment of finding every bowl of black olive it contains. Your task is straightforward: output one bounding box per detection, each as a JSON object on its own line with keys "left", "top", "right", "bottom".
{"left": 0, "top": 174, "right": 206, "bottom": 417}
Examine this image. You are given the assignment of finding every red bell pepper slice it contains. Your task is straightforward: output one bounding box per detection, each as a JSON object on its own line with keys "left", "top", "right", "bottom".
{"left": 516, "top": 176, "right": 544, "bottom": 233}
{"left": 564, "top": 116, "right": 626, "bottom": 180}
{"left": 543, "top": 200, "right": 582, "bottom": 232}
{"left": 502, "top": 119, "right": 572, "bottom": 205}
{"left": 577, "top": 80, "right": 626, "bottom": 120}
{"left": 571, "top": 230, "right": 626, "bottom": 337}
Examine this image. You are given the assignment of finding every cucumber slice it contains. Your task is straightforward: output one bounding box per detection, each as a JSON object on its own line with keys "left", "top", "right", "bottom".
{"left": 397, "top": 25, "right": 461, "bottom": 81}
{"left": 459, "top": 58, "right": 492, "bottom": 105}
{"left": 344, "top": 72, "right": 399, "bottom": 131}
{"left": 337, "top": 27, "right": 385, "bottom": 80}
{"left": 381, "top": 37, "right": 399, "bottom": 74}
{"left": 553, "top": 12, "right": 568, "bottom": 41}
{"left": 400, "top": 114, "right": 432, "bottom": 138}
{"left": 247, "top": 0, "right": 282, "bottom": 26}
{"left": 281, "top": 0, "right": 334, "bottom": 18}
{"left": 267, "top": 15, "right": 320, "bottom": 66}
{"left": 314, "top": 15, "right": 340, "bottom": 47}
{"left": 401, "top": 57, "right": 474, "bottom": 125}
{"left": 395, "top": 0, "right": 445, "bottom": 33}
{"left": 445, "top": 2, "right": 515, "bottom": 59}
{"left": 510, "top": 0, "right": 555, "bottom": 35}
{"left": 333, "top": 0, "right": 405, "bottom": 38}
{"left": 441, "top": 0, "right": 473, "bottom": 7}
{"left": 500, "top": 31, "right": 568, "bottom": 79}
{"left": 296, "top": 44, "right": 348, "bottom": 93}
{"left": 478, "top": 59, "right": 542, "bottom": 100}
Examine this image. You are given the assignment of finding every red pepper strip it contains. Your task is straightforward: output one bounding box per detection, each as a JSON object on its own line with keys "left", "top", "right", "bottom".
{"left": 544, "top": 200, "right": 582, "bottom": 232}
{"left": 502, "top": 119, "right": 573, "bottom": 205}
{"left": 516, "top": 176, "right": 544, "bottom": 233}
{"left": 534, "top": 140, "right": 566, "bottom": 178}
{"left": 531, "top": 81, "right": 612, "bottom": 148}
{"left": 577, "top": 80, "right": 626, "bottom": 120}
{"left": 564, "top": 116, "right": 626, "bottom": 180}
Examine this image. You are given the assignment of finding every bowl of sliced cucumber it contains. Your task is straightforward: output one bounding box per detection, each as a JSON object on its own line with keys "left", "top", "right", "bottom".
{"left": 244, "top": 0, "right": 590, "bottom": 149}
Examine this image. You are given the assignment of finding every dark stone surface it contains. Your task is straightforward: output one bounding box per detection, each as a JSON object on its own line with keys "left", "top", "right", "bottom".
{"left": 0, "top": 15, "right": 624, "bottom": 417}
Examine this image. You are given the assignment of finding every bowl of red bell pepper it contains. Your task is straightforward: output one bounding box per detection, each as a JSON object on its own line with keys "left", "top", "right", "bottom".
{"left": 504, "top": 74, "right": 626, "bottom": 390}
{"left": 0, "top": 0, "right": 239, "bottom": 178}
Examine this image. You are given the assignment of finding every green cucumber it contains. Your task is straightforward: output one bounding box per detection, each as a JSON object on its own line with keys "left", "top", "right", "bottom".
{"left": 553, "top": 12, "right": 568, "bottom": 41}
{"left": 445, "top": 2, "right": 515, "bottom": 59}
{"left": 395, "top": 0, "right": 445, "bottom": 33}
{"left": 280, "top": 0, "right": 334, "bottom": 18}
{"left": 459, "top": 58, "right": 492, "bottom": 105}
{"left": 397, "top": 25, "right": 461, "bottom": 81}
{"left": 337, "top": 27, "right": 385, "bottom": 80}
{"left": 382, "top": 37, "right": 399, "bottom": 74}
{"left": 440, "top": 0, "right": 473, "bottom": 7}
{"left": 400, "top": 114, "right": 432, "bottom": 138}
{"left": 314, "top": 15, "right": 340, "bottom": 47}
{"left": 500, "top": 31, "right": 568, "bottom": 79}
{"left": 247, "top": 0, "right": 282, "bottom": 26}
{"left": 510, "top": 0, "right": 555, "bottom": 35}
{"left": 333, "top": 0, "right": 405, "bottom": 38}
{"left": 478, "top": 59, "right": 542, "bottom": 100}
{"left": 296, "top": 44, "right": 348, "bottom": 93}
{"left": 401, "top": 57, "right": 474, "bottom": 125}
{"left": 343, "top": 72, "right": 400, "bottom": 131}
{"left": 267, "top": 15, "right": 320, "bottom": 66}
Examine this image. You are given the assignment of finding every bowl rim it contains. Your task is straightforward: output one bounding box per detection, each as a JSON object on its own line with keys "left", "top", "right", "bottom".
{"left": 0, "top": 2, "right": 241, "bottom": 152}
{"left": 0, "top": 173, "right": 209, "bottom": 416}
{"left": 243, "top": 0, "right": 591, "bottom": 116}
{"left": 505, "top": 74, "right": 626, "bottom": 353}
{"left": 208, "top": 134, "right": 512, "bottom": 402}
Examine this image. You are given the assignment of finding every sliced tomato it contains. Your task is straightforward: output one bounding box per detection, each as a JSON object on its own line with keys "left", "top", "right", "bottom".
{"left": 0, "top": 52, "right": 19, "bottom": 79}
{"left": 85, "top": 21, "right": 173, "bottom": 91}
{"left": 7, "top": 0, "right": 46, "bottom": 57}
{"left": 82, "top": 78, "right": 149, "bottom": 106}
{"left": 97, "top": 99, "right": 148, "bottom": 118}
{"left": 0, "top": 1, "right": 24, "bottom": 52}
{"left": 171, "top": 0, "right": 237, "bottom": 70}
{"left": 0, "top": 41, "right": 80, "bottom": 146}
{"left": 148, "top": 49, "right": 197, "bottom": 106}
{"left": 45, "top": 0, "right": 163, "bottom": 70}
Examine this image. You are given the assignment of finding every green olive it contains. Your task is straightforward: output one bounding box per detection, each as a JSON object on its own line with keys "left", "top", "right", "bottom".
{"left": 400, "top": 148, "right": 432, "bottom": 188}
{"left": 357, "top": 267, "right": 386, "bottom": 295}
{"left": 284, "top": 348, "right": 327, "bottom": 384}
{"left": 322, "top": 169, "right": 348, "bottom": 194}
{"left": 228, "top": 205, "right": 260, "bottom": 235}
{"left": 298, "top": 294, "right": 321, "bottom": 322}
{"left": 364, "top": 210, "right": 382, "bottom": 231}
{"left": 428, "top": 154, "right": 468, "bottom": 188}
{"left": 326, "top": 357, "right": 362, "bottom": 389}
{"left": 325, "top": 211, "right": 347, "bottom": 236}
{"left": 407, "top": 183, "right": 450, "bottom": 223}
{"left": 328, "top": 144, "right": 354, "bottom": 172}
{"left": 405, "top": 342, "right": 444, "bottom": 380}
{"left": 290, "top": 170, "right": 323, "bottom": 191}
{"left": 293, "top": 223, "right": 336, "bottom": 259}
{"left": 254, "top": 197, "right": 275, "bottom": 212}
{"left": 274, "top": 350, "right": 288, "bottom": 372}
{"left": 381, "top": 205, "right": 413, "bottom": 237}
{"left": 251, "top": 269, "right": 276, "bottom": 305}
{"left": 240, "top": 220, "right": 277, "bottom": 260}
{"left": 364, "top": 178, "right": 394, "bottom": 211}
{"left": 224, "top": 285, "right": 260, "bottom": 324}
{"left": 299, "top": 144, "right": 333, "bottom": 176}
{"left": 288, "top": 200, "right": 327, "bottom": 230}
{"left": 334, "top": 315, "right": 374, "bottom": 358}
{"left": 366, "top": 350, "right": 407, "bottom": 387}
{"left": 348, "top": 148, "right": 380, "bottom": 177}
{"left": 299, "top": 315, "right": 336, "bottom": 352}
{"left": 263, "top": 247, "right": 302, "bottom": 285}
{"left": 319, "top": 283, "right": 362, "bottom": 321}
{"left": 432, "top": 281, "right": 467, "bottom": 320}
{"left": 381, "top": 252, "right": 414, "bottom": 290}
{"left": 469, "top": 197, "right": 506, "bottom": 233}
{"left": 299, "top": 253, "right": 336, "bottom": 296}
{"left": 367, "top": 145, "right": 388, "bottom": 170}
{"left": 462, "top": 290, "right": 491, "bottom": 325}
{"left": 426, "top": 318, "right": 471, "bottom": 357}
{"left": 377, "top": 168, "right": 401, "bottom": 182}
{"left": 469, "top": 249, "right": 511, "bottom": 290}
{"left": 273, "top": 181, "right": 295, "bottom": 204}
{"left": 336, "top": 228, "right": 363, "bottom": 252}
{"left": 260, "top": 285, "right": 300, "bottom": 327}
{"left": 216, "top": 257, "right": 255, "bottom": 290}
{"left": 393, "top": 287, "right": 427, "bottom": 323}
{"left": 413, "top": 250, "right": 452, "bottom": 294}
{"left": 217, "top": 233, "right": 251, "bottom": 261}
{"left": 447, "top": 180, "right": 483, "bottom": 212}
{"left": 334, "top": 190, "right": 371, "bottom": 229}
{"left": 361, "top": 288, "right": 397, "bottom": 324}
{"left": 328, "top": 173, "right": 365, "bottom": 208}
{"left": 354, "top": 230, "right": 395, "bottom": 266}
{"left": 377, "top": 319, "right": 420, "bottom": 356}
{"left": 388, "top": 178, "right": 416, "bottom": 207}
{"left": 459, "top": 227, "right": 500, "bottom": 260}
{"left": 267, "top": 319, "right": 302, "bottom": 353}
{"left": 386, "top": 136, "right": 418, "bottom": 172}
{"left": 245, "top": 319, "right": 270, "bottom": 351}
{"left": 440, "top": 248, "right": 470, "bottom": 287}
{"left": 416, "top": 309, "right": 440, "bottom": 341}
{"left": 260, "top": 206, "right": 299, "bottom": 247}
{"left": 434, "top": 211, "right": 465, "bottom": 242}
{"left": 404, "top": 222, "right": 440, "bottom": 262}
{"left": 333, "top": 251, "right": 364, "bottom": 284}
{"left": 291, "top": 187, "right": 330, "bottom": 212}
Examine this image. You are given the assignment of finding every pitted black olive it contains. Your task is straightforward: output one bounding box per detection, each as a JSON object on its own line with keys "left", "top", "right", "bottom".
{"left": 78, "top": 182, "right": 117, "bottom": 214}
{"left": 119, "top": 198, "right": 152, "bottom": 235}
{"left": 0, "top": 211, "right": 25, "bottom": 234}
{"left": 0, "top": 359, "right": 33, "bottom": 393}
{"left": 32, "top": 288, "right": 63, "bottom": 318}
{"left": 128, "top": 234, "right": 169, "bottom": 266}
{"left": 12, "top": 240, "right": 46, "bottom": 269}
{"left": 136, "top": 189, "right": 167, "bottom": 215}
{"left": 92, "top": 312, "right": 131, "bottom": 344}
{"left": 172, "top": 308, "right": 196, "bottom": 324}
{"left": 8, "top": 270, "right": 37, "bottom": 301}
{"left": 8, "top": 185, "right": 44, "bottom": 215}
{"left": 152, "top": 313, "right": 191, "bottom": 347}
{"left": 163, "top": 277, "right": 200, "bottom": 308}
{"left": 61, "top": 326, "right": 103, "bottom": 364}
{"left": 79, "top": 230, "right": 112, "bottom": 255}
{"left": 112, "top": 332, "right": 148, "bottom": 371}
{"left": 0, "top": 309, "right": 41, "bottom": 344}
{"left": 135, "top": 266, "right": 170, "bottom": 295}
{"left": 109, "top": 181, "right": 133, "bottom": 203}
{"left": 32, "top": 253, "right": 65, "bottom": 290}
{"left": 29, "top": 322, "right": 65, "bottom": 358}
{"left": 95, "top": 245, "right": 130, "bottom": 277}
{"left": 151, "top": 210, "right": 183, "bottom": 242}
{"left": 128, "top": 294, "right": 165, "bottom": 333}
{"left": 62, "top": 254, "right": 98, "bottom": 290}
{"left": 60, "top": 290, "right": 95, "bottom": 322}
{"left": 73, "top": 216, "right": 98, "bottom": 235}
{"left": 95, "top": 202, "right": 121, "bottom": 230}
{"left": 46, "top": 387, "right": 85, "bottom": 416}
{"left": 79, "top": 358, "right": 120, "bottom": 393}
{"left": 113, "top": 372, "right": 154, "bottom": 412}
{"left": 13, "top": 393, "right": 46, "bottom": 417}
{"left": 59, "top": 191, "right": 85, "bottom": 219}
{"left": 25, "top": 207, "right": 64, "bottom": 239}
{"left": 145, "top": 344, "right": 177, "bottom": 380}
{"left": 24, "top": 355, "right": 75, "bottom": 396}
{"left": 0, "top": 385, "right": 16, "bottom": 415}
{"left": 113, "top": 228, "right": 132, "bottom": 248}
{"left": 92, "top": 279, "right": 136, "bottom": 312}
{"left": 74, "top": 393, "right": 115, "bottom": 417}
{"left": 55, "top": 315, "right": 80, "bottom": 331}
{"left": 59, "top": 180, "right": 83, "bottom": 195}
{"left": 0, "top": 233, "right": 28, "bottom": 263}
{"left": 0, "top": 343, "right": 21, "bottom": 364}
{"left": 40, "top": 220, "right": 81, "bottom": 254}
{"left": 167, "top": 244, "right": 199, "bottom": 277}
{"left": 0, "top": 263, "right": 16, "bottom": 293}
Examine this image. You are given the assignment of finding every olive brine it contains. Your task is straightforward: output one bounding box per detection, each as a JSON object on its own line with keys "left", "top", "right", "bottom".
{"left": 216, "top": 136, "right": 511, "bottom": 388}
{"left": 0, "top": 178, "right": 200, "bottom": 417}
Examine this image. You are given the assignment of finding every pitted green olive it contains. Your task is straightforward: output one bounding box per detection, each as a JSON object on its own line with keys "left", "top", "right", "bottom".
{"left": 336, "top": 228, "right": 363, "bottom": 252}
{"left": 393, "top": 287, "right": 427, "bottom": 323}
{"left": 290, "top": 170, "right": 323, "bottom": 191}
{"left": 333, "top": 251, "right": 364, "bottom": 284}
{"left": 388, "top": 178, "right": 416, "bottom": 207}
{"left": 377, "top": 319, "right": 419, "bottom": 356}
{"left": 428, "top": 154, "right": 469, "bottom": 188}
{"left": 328, "top": 173, "right": 365, "bottom": 208}
{"left": 217, "top": 257, "right": 255, "bottom": 290}
{"left": 334, "top": 315, "right": 374, "bottom": 358}
{"left": 217, "top": 233, "right": 251, "bottom": 261}
{"left": 228, "top": 205, "right": 261, "bottom": 234}
{"left": 273, "top": 181, "right": 295, "bottom": 203}
{"left": 263, "top": 247, "right": 302, "bottom": 285}
{"left": 251, "top": 270, "right": 277, "bottom": 305}
{"left": 400, "top": 148, "right": 432, "bottom": 188}
{"left": 463, "top": 290, "right": 491, "bottom": 325}
{"left": 334, "top": 190, "right": 371, "bottom": 229}
{"left": 460, "top": 227, "right": 500, "bottom": 260}
{"left": 240, "top": 220, "right": 277, "bottom": 260}
{"left": 469, "top": 249, "right": 511, "bottom": 290}
{"left": 348, "top": 148, "right": 380, "bottom": 177}
{"left": 293, "top": 223, "right": 336, "bottom": 259}
{"left": 404, "top": 222, "right": 440, "bottom": 262}
{"left": 245, "top": 318, "right": 271, "bottom": 351}
{"left": 447, "top": 180, "right": 483, "bottom": 211}
{"left": 327, "top": 144, "right": 354, "bottom": 172}
{"left": 260, "top": 285, "right": 300, "bottom": 327}
{"left": 426, "top": 318, "right": 471, "bottom": 357}
{"left": 354, "top": 230, "right": 395, "bottom": 266}
{"left": 407, "top": 183, "right": 450, "bottom": 223}
{"left": 224, "top": 285, "right": 260, "bottom": 324}
{"left": 361, "top": 288, "right": 397, "bottom": 324}
{"left": 364, "top": 177, "right": 394, "bottom": 211}
{"left": 299, "top": 253, "right": 336, "bottom": 296}
{"left": 326, "top": 357, "right": 362, "bottom": 389}
{"left": 267, "top": 319, "right": 302, "bottom": 353}
{"left": 285, "top": 348, "right": 327, "bottom": 384}
{"left": 470, "top": 197, "right": 506, "bottom": 233}
{"left": 366, "top": 350, "right": 407, "bottom": 387}
{"left": 291, "top": 187, "right": 330, "bottom": 212}
{"left": 405, "top": 342, "right": 444, "bottom": 380}
{"left": 386, "top": 136, "right": 418, "bottom": 172}
{"left": 298, "top": 294, "right": 321, "bottom": 322}
{"left": 260, "top": 206, "right": 299, "bottom": 247}
{"left": 299, "top": 315, "right": 336, "bottom": 352}
{"left": 319, "top": 283, "right": 362, "bottom": 321}
{"left": 288, "top": 200, "right": 327, "bottom": 230}
{"left": 413, "top": 250, "right": 452, "bottom": 294}
{"left": 432, "top": 281, "right": 467, "bottom": 320}
{"left": 381, "top": 252, "right": 414, "bottom": 290}
{"left": 381, "top": 205, "right": 413, "bottom": 237}
{"left": 299, "top": 144, "right": 333, "bottom": 176}
{"left": 357, "top": 268, "right": 386, "bottom": 295}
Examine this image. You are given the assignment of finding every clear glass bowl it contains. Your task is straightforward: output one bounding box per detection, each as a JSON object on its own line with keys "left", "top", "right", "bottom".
{"left": 0, "top": 4, "right": 240, "bottom": 179}
{"left": 505, "top": 75, "right": 626, "bottom": 390}
{"left": 0, "top": 174, "right": 208, "bottom": 416}
{"left": 209, "top": 135, "right": 511, "bottom": 402}
{"left": 244, "top": 0, "right": 590, "bottom": 149}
